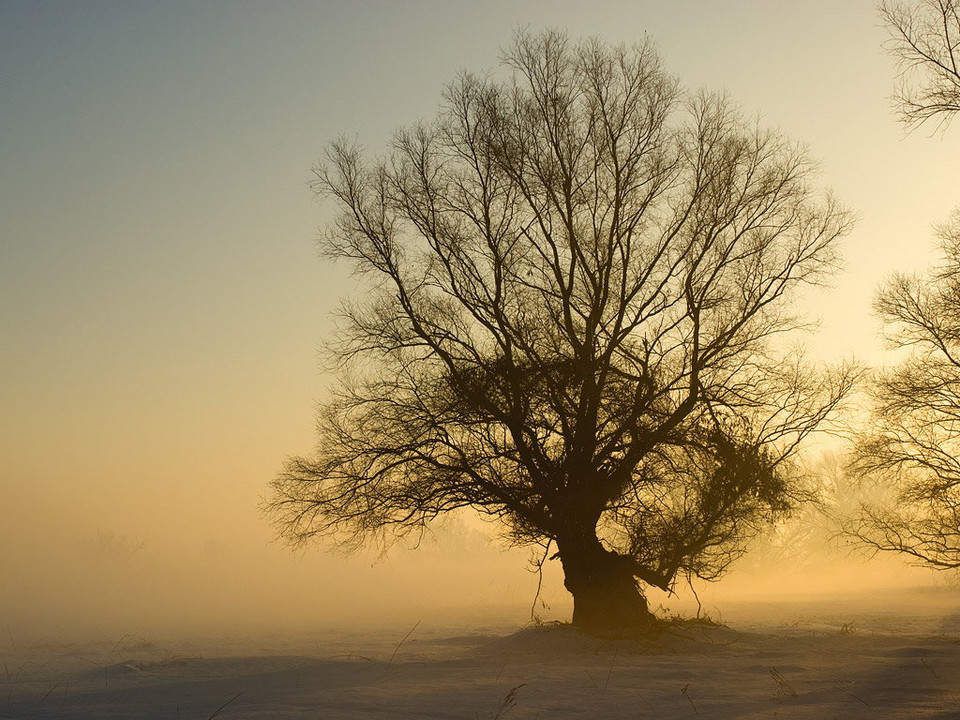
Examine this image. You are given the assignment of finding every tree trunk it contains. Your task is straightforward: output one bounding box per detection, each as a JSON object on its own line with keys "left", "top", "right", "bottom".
{"left": 557, "top": 534, "right": 657, "bottom": 634}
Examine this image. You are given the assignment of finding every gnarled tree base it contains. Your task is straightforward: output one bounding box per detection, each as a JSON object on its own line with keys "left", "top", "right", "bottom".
{"left": 571, "top": 577, "right": 657, "bottom": 634}
{"left": 559, "top": 543, "right": 659, "bottom": 634}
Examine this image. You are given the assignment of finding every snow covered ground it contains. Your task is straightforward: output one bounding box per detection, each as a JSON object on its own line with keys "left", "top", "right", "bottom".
{"left": 3, "top": 588, "right": 959, "bottom": 719}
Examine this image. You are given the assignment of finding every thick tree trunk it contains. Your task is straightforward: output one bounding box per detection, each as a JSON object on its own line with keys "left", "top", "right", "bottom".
{"left": 556, "top": 534, "right": 657, "bottom": 634}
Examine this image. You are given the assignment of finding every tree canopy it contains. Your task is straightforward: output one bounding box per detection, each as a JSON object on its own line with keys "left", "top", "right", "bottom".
{"left": 267, "top": 31, "right": 856, "bottom": 631}
{"left": 852, "top": 212, "right": 960, "bottom": 568}
{"left": 851, "top": 1, "right": 960, "bottom": 570}
{"left": 881, "top": 0, "right": 960, "bottom": 128}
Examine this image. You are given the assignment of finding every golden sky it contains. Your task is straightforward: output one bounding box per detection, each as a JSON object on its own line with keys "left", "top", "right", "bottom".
{"left": 2, "top": 0, "right": 959, "bottom": 636}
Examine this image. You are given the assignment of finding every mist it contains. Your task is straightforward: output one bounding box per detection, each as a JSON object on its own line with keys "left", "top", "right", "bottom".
{"left": 3, "top": 470, "right": 952, "bottom": 645}
{"left": 1, "top": 486, "right": 543, "bottom": 641}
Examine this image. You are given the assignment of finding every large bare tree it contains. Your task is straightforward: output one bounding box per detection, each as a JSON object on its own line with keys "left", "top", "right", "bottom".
{"left": 851, "top": 212, "right": 960, "bottom": 568}
{"left": 881, "top": 0, "right": 960, "bottom": 128}
{"left": 267, "top": 31, "right": 855, "bottom": 632}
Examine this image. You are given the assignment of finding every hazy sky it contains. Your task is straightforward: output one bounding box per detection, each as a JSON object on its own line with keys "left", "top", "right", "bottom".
{"left": 3, "top": 1, "right": 959, "bottom": 636}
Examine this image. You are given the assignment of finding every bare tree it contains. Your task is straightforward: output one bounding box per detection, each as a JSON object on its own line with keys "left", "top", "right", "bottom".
{"left": 851, "top": 211, "right": 960, "bottom": 569}
{"left": 267, "top": 31, "right": 856, "bottom": 632}
{"left": 852, "top": 1, "right": 960, "bottom": 570}
{"left": 880, "top": 0, "right": 960, "bottom": 128}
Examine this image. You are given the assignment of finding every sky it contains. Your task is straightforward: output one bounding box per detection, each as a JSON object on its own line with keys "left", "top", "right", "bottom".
{"left": 2, "top": 0, "right": 960, "bottom": 638}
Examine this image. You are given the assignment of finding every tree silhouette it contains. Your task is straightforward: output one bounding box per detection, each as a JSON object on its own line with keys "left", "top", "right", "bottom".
{"left": 851, "top": 1, "right": 960, "bottom": 569}
{"left": 852, "top": 211, "right": 960, "bottom": 568}
{"left": 881, "top": 0, "right": 960, "bottom": 128}
{"left": 267, "top": 31, "right": 856, "bottom": 632}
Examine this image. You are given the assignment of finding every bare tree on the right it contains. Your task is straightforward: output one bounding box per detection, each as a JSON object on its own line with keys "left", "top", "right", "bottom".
{"left": 881, "top": 0, "right": 960, "bottom": 128}
{"left": 852, "top": 212, "right": 960, "bottom": 568}
{"left": 851, "top": 1, "right": 960, "bottom": 568}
